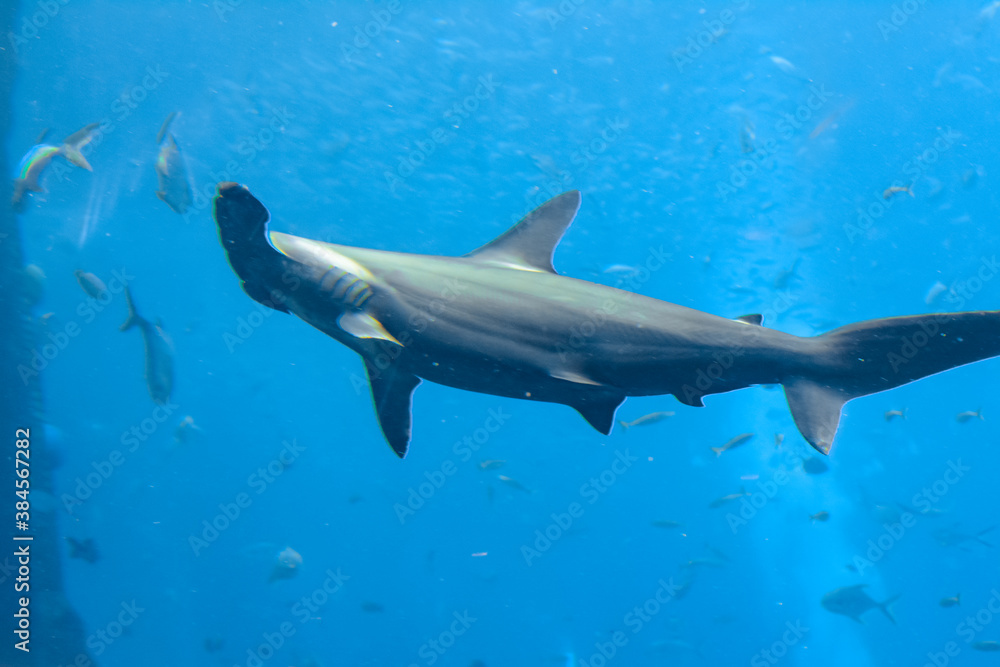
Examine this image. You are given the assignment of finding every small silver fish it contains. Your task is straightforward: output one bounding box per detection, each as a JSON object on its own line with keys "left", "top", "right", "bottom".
{"left": 821, "top": 584, "right": 899, "bottom": 624}
{"left": 174, "top": 416, "right": 202, "bottom": 445}
{"left": 769, "top": 55, "right": 797, "bottom": 74}
{"left": 12, "top": 123, "right": 98, "bottom": 210}
{"left": 802, "top": 457, "right": 829, "bottom": 475}
{"left": 74, "top": 270, "right": 108, "bottom": 300}
{"left": 709, "top": 487, "right": 748, "bottom": 509}
{"left": 773, "top": 258, "right": 801, "bottom": 289}
{"left": 269, "top": 546, "right": 302, "bottom": 583}
{"left": 956, "top": 409, "right": 984, "bottom": 423}
{"left": 973, "top": 640, "right": 1000, "bottom": 652}
{"left": 712, "top": 433, "right": 753, "bottom": 457}
{"left": 882, "top": 185, "right": 913, "bottom": 200}
{"left": 498, "top": 475, "right": 531, "bottom": 493}
{"left": 924, "top": 281, "right": 948, "bottom": 306}
{"left": 739, "top": 118, "right": 755, "bottom": 154}
{"left": 619, "top": 411, "right": 674, "bottom": 429}
{"left": 155, "top": 112, "right": 192, "bottom": 214}
{"left": 884, "top": 409, "right": 906, "bottom": 421}
{"left": 120, "top": 287, "right": 174, "bottom": 405}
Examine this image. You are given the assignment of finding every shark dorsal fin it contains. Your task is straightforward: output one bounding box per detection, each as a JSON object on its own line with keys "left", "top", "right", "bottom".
{"left": 735, "top": 313, "right": 763, "bottom": 326}
{"left": 464, "top": 191, "right": 581, "bottom": 273}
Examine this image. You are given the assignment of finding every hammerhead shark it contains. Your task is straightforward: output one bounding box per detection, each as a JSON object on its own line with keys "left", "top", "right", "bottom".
{"left": 213, "top": 183, "right": 1000, "bottom": 458}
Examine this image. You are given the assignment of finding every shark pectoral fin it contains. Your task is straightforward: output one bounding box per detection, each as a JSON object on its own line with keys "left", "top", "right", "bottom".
{"left": 571, "top": 393, "right": 626, "bottom": 434}
{"left": 365, "top": 359, "right": 421, "bottom": 458}
{"left": 735, "top": 313, "right": 763, "bottom": 326}
{"left": 783, "top": 378, "right": 849, "bottom": 455}
{"left": 550, "top": 368, "right": 603, "bottom": 386}
{"left": 338, "top": 311, "right": 402, "bottom": 346}
{"left": 464, "top": 191, "right": 581, "bottom": 273}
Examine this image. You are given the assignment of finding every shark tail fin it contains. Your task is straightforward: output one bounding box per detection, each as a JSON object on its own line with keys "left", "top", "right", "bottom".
{"left": 157, "top": 112, "right": 179, "bottom": 144}
{"left": 60, "top": 122, "right": 100, "bottom": 171}
{"left": 786, "top": 311, "right": 1000, "bottom": 454}
{"left": 879, "top": 594, "right": 901, "bottom": 624}
{"left": 60, "top": 146, "right": 92, "bottom": 171}
{"left": 212, "top": 182, "right": 290, "bottom": 313}
{"left": 120, "top": 286, "right": 140, "bottom": 332}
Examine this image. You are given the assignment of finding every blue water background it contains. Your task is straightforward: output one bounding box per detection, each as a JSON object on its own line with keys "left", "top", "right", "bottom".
{"left": 10, "top": 1, "right": 1000, "bottom": 665}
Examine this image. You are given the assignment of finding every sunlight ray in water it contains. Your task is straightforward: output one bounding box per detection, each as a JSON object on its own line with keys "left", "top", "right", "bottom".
{"left": 78, "top": 171, "right": 120, "bottom": 249}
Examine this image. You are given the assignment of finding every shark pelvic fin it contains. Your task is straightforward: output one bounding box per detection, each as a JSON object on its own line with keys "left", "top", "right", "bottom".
{"left": 464, "top": 191, "right": 581, "bottom": 273}
{"left": 365, "top": 359, "right": 421, "bottom": 458}
{"left": 783, "top": 378, "right": 849, "bottom": 455}
{"left": 339, "top": 311, "right": 402, "bottom": 346}
{"left": 571, "top": 393, "right": 626, "bottom": 434}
